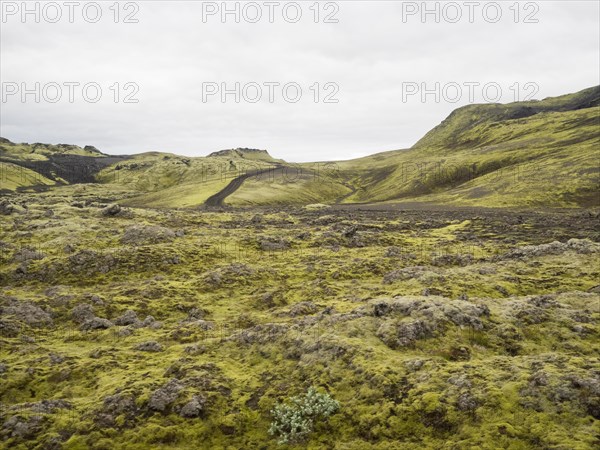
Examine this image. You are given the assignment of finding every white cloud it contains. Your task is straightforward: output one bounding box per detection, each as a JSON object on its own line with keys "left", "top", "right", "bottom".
{"left": 1, "top": 1, "right": 598, "bottom": 162}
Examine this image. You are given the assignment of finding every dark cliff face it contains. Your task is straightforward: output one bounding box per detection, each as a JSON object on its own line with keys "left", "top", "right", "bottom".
{"left": 0, "top": 139, "right": 131, "bottom": 184}
{"left": 4, "top": 155, "right": 131, "bottom": 184}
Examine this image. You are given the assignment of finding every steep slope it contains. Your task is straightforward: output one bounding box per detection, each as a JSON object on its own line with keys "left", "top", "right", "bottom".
{"left": 0, "top": 161, "right": 56, "bottom": 193}
{"left": 226, "top": 86, "right": 600, "bottom": 208}
{"left": 338, "top": 105, "right": 599, "bottom": 206}
{"left": 412, "top": 86, "right": 600, "bottom": 152}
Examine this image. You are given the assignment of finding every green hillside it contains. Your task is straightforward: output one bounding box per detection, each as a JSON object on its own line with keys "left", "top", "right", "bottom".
{"left": 228, "top": 86, "right": 600, "bottom": 208}
{"left": 97, "top": 150, "right": 282, "bottom": 207}
{"left": 0, "top": 139, "right": 127, "bottom": 188}
{"left": 0, "top": 161, "right": 56, "bottom": 193}
{"left": 412, "top": 86, "right": 599, "bottom": 152}
{"left": 1, "top": 86, "right": 598, "bottom": 209}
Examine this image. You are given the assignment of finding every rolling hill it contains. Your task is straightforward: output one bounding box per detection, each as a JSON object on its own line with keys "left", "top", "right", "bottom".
{"left": 1, "top": 86, "right": 598, "bottom": 208}
{"left": 227, "top": 86, "right": 599, "bottom": 208}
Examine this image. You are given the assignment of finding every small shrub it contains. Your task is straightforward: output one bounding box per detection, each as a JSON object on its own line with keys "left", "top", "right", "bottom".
{"left": 269, "top": 387, "right": 339, "bottom": 444}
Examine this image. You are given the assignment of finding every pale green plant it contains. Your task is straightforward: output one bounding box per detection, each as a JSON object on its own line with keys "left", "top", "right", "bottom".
{"left": 269, "top": 387, "right": 339, "bottom": 444}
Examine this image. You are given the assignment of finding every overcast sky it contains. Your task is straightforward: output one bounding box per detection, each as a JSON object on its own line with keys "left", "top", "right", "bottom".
{"left": 1, "top": 1, "right": 598, "bottom": 162}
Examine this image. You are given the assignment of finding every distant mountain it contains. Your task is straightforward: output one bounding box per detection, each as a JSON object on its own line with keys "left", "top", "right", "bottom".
{"left": 1, "top": 86, "right": 598, "bottom": 208}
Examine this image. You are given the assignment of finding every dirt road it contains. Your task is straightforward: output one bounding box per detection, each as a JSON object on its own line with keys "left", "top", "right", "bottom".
{"left": 204, "top": 165, "right": 286, "bottom": 207}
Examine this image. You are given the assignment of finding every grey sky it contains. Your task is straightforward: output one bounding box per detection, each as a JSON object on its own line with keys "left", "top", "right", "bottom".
{"left": 1, "top": 1, "right": 598, "bottom": 162}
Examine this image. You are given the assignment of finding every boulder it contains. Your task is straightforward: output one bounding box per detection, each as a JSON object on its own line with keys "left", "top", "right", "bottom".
{"left": 80, "top": 317, "right": 113, "bottom": 331}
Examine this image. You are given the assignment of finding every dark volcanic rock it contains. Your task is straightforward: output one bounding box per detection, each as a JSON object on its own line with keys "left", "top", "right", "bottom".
{"left": 135, "top": 341, "right": 163, "bottom": 352}
{"left": 148, "top": 379, "right": 183, "bottom": 412}
{"left": 80, "top": 317, "right": 113, "bottom": 331}
{"left": 101, "top": 204, "right": 122, "bottom": 217}
{"left": 179, "top": 395, "right": 206, "bottom": 418}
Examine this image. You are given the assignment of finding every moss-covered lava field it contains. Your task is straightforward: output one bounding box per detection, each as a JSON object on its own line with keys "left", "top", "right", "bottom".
{"left": 1, "top": 190, "right": 598, "bottom": 449}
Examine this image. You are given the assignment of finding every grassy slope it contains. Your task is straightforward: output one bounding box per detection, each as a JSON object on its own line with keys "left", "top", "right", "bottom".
{"left": 227, "top": 168, "right": 350, "bottom": 206}
{"left": 0, "top": 141, "right": 282, "bottom": 205}
{"left": 411, "top": 85, "right": 599, "bottom": 152}
{"left": 228, "top": 87, "right": 600, "bottom": 208}
{"left": 97, "top": 152, "right": 282, "bottom": 208}
{"left": 340, "top": 107, "right": 599, "bottom": 207}
{"left": 1, "top": 86, "right": 598, "bottom": 208}
{"left": 0, "top": 162, "right": 56, "bottom": 192}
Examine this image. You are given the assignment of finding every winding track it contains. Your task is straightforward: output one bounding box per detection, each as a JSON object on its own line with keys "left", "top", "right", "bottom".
{"left": 204, "top": 164, "right": 286, "bottom": 207}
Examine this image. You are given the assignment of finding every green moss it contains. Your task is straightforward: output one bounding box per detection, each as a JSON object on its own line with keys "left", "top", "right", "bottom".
{"left": 1, "top": 190, "right": 599, "bottom": 449}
